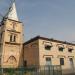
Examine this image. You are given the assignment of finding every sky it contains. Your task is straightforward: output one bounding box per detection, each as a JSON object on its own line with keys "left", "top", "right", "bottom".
{"left": 0, "top": 0, "right": 75, "bottom": 43}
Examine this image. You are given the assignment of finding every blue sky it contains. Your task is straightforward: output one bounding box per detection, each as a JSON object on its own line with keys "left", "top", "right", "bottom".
{"left": 0, "top": 0, "right": 75, "bottom": 43}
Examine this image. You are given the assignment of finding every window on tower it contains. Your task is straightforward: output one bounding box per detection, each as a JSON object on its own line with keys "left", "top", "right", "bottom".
{"left": 10, "top": 34, "right": 16, "bottom": 42}
{"left": 13, "top": 35, "right": 16, "bottom": 42}
{"left": 10, "top": 34, "right": 13, "bottom": 42}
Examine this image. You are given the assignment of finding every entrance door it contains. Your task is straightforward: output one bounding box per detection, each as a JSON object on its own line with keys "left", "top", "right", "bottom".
{"left": 69, "top": 58, "right": 74, "bottom": 71}
{"left": 46, "top": 57, "right": 52, "bottom": 66}
{"left": 45, "top": 57, "right": 53, "bottom": 75}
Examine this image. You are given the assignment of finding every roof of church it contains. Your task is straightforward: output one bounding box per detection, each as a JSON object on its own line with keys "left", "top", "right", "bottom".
{"left": 24, "top": 36, "right": 75, "bottom": 46}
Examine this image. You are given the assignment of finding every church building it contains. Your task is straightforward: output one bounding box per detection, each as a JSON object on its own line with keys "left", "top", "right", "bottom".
{"left": 0, "top": 1, "right": 75, "bottom": 74}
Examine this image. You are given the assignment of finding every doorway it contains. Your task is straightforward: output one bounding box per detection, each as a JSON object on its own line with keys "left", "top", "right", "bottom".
{"left": 69, "top": 58, "right": 74, "bottom": 71}
{"left": 46, "top": 57, "right": 52, "bottom": 66}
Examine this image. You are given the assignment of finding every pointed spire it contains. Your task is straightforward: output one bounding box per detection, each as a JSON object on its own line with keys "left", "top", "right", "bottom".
{"left": 6, "top": 0, "right": 19, "bottom": 21}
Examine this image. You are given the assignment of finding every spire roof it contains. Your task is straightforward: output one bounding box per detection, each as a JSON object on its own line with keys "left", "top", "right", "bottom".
{"left": 6, "top": 1, "right": 19, "bottom": 21}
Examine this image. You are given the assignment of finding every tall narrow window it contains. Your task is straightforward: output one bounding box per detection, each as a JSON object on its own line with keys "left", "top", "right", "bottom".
{"left": 13, "top": 35, "right": 16, "bottom": 42}
{"left": 60, "top": 58, "right": 64, "bottom": 65}
{"left": 10, "top": 35, "right": 13, "bottom": 42}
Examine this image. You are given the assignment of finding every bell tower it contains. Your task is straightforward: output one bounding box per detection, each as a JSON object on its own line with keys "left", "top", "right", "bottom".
{"left": 0, "top": 1, "right": 23, "bottom": 68}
